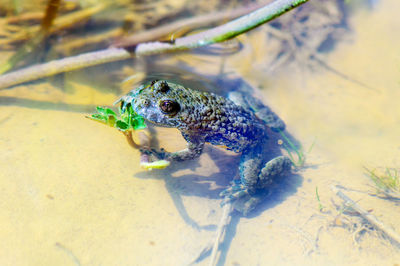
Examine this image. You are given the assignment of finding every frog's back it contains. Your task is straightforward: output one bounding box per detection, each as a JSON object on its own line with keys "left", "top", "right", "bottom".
{"left": 177, "top": 87, "right": 267, "bottom": 153}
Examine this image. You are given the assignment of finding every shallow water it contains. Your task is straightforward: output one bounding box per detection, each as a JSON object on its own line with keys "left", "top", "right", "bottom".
{"left": 1, "top": 1, "right": 400, "bottom": 265}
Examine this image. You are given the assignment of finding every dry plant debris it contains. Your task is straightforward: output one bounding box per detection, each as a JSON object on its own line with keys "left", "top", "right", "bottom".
{"left": 0, "top": 0, "right": 351, "bottom": 89}
{"left": 331, "top": 185, "right": 400, "bottom": 247}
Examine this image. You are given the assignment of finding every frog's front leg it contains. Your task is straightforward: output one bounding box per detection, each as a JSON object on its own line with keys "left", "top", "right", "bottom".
{"left": 145, "top": 133, "right": 205, "bottom": 162}
{"left": 165, "top": 138, "right": 205, "bottom": 161}
{"left": 221, "top": 145, "right": 292, "bottom": 215}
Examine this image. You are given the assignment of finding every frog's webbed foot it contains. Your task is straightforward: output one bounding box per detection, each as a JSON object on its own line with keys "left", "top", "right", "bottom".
{"left": 140, "top": 147, "right": 167, "bottom": 160}
{"left": 220, "top": 183, "right": 265, "bottom": 216}
{"left": 220, "top": 180, "right": 250, "bottom": 201}
{"left": 140, "top": 139, "right": 204, "bottom": 162}
{"left": 220, "top": 181, "right": 258, "bottom": 216}
{"left": 221, "top": 156, "right": 292, "bottom": 216}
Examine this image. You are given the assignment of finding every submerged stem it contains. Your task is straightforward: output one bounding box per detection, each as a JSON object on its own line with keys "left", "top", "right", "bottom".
{"left": 123, "top": 130, "right": 140, "bottom": 149}
{"left": 209, "top": 202, "right": 233, "bottom": 266}
{"left": 0, "top": 0, "right": 308, "bottom": 89}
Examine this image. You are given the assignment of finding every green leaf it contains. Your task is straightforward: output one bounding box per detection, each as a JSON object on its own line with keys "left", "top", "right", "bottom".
{"left": 115, "top": 120, "right": 129, "bottom": 131}
{"left": 133, "top": 116, "right": 146, "bottom": 130}
{"left": 88, "top": 105, "right": 146, "bottom": 132}
{"left": 105, "top": 108, "right": 117, "bottom": 117}
{"left": 86, "top": 114, "right": 108, "bottom": 126}
{"left": 96, "top": 106, "right": 107, "bottom": 115}
{"left": 91, "top": 113, "right": 106, "bottom": 121}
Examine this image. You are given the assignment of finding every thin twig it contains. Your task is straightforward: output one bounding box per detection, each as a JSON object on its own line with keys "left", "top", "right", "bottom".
{"left": 0, "top": 4, "right": 108, "bottom": 46}
{"left": 311, "top": 55, "right": 377, "bottom": 91}
{"left": 113, "top": 1, "right": 268, "bottom": 47}
{"left": 331, "top": 185, "right": 400, "bottom": 246}
{"left": 0, "top": 0, "right": 61, "bottom": 74}
{"left": 189, "top": 202, "right": 233, "bottom": 265}
{"left": 209, "top": 202, "right": 233, "bottom": 266}
{"left": 0, "top": 0, "right": 309, "bottom": 89}
{"left": 55, "top": 242, "right": 81, "bottom": 266}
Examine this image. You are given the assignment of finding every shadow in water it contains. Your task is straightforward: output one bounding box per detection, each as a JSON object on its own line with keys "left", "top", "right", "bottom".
{"left": 133, "top": 127, "right": 303, "bottom": 229}
{"left": 135, "top": 144, "right": 239, "bottom": 231}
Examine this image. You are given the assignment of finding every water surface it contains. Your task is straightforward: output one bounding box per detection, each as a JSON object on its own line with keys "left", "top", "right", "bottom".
{"left": 1, "top": 1, "right": 400, "bottom": 265}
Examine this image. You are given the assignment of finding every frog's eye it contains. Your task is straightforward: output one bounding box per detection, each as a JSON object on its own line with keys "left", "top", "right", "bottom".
{"left": 159, "top": 100, "right": 180, "bottom": 115}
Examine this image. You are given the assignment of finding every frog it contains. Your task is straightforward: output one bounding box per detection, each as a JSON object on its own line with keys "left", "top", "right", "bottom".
{"left": 117, "top": 80, "right": 292, "bottom": 215}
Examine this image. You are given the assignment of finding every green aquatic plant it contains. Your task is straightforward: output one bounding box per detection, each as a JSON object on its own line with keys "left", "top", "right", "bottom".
{"left": 87, "top": 106, "right": 171, "bottom": 170}
{"left": 315, "top": 186, "right": 325, "bottom": 212}
{"left": 364, "top": 166, "right": 400, "bottom": 197}
{"left": 278, "top": 131, "right": 313, "bottom": 168}
{"left": 87, "top": 106, "right": 146, "bottom": 132}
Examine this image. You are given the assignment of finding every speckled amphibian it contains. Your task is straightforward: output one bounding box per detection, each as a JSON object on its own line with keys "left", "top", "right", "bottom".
{"left": 118, "top": 80, "right": 292, "bottom": 215}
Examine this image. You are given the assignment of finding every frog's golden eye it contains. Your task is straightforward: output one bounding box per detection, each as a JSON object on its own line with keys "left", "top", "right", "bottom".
{"left": 159, "top": 100, "right": 180, "bottom": 115}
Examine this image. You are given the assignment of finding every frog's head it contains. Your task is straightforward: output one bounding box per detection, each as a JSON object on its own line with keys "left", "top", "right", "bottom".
{"left": 118, "top": 80, "right": 193, "bottom": 128}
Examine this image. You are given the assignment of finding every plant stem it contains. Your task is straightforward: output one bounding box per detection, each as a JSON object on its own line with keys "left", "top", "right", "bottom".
{"left": 209, "top": 202, "right": 233, "bottom": 266}
{"left": 113, "top": 1, "right": 268, "bottom": 47}
{"left": 0, "top": 0, "right": 308, "bottom": 89}
{"left": 123, "top": 130, "right": 140, "bottom": 149}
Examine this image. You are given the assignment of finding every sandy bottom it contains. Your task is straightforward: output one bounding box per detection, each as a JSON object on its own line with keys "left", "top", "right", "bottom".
{"left": 1, "top": 1, "right": 400, "bottom": 265}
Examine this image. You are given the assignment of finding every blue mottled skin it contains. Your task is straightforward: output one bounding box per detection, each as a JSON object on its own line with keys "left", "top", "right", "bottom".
{"left": 118, "top": 80, "right": 292, "bottom": 215}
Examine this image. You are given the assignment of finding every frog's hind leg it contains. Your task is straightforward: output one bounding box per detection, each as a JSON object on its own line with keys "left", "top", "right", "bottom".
{"left": 258, "top": 156, "right": 292, "bottom": 187}
{"left": 220, "top": 145, "right": 264, "bottom": 212}
{"left": 228, "top": 91, "right": 285, "bottom": 132}
{"left": 220, "top": 148, "right": 292, "bottom": 215}
{"left": 235, "top": 156, "right": 292, "bottom": 215}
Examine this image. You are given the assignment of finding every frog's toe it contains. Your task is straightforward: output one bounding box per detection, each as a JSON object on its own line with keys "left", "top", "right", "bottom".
{"left": 219, "top": 182, "right": 246, "bottom": 197}
{"left": 221, "top": 190, "right": 266, "bottom": 216}
{"left": 220, "top": 190, "right": 248, "bottom": 206}
{"left": 139, "top": 148, "right": 167, "bottom": 160}
{"left": 220, "top": 183, "right": 251, "bottom": 208}
{"left": 230, "top": 189, "right": 250, "bottom": 200}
